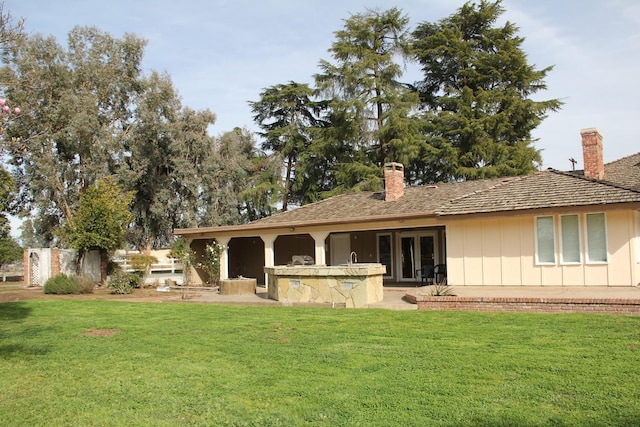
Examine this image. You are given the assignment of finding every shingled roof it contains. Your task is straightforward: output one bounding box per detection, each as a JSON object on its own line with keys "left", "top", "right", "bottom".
{"left": 176, "top": 159, "right": 640, "bottom": 236}
{"left": 237, "top": 168, "right": 640, "bottom": 227}
{"left": 251, "top": 178, "right": 502, "bottom": 226}
{"left": 604, "top": 152, "right": 640, "bottom": 191}
{"left": 436, "top": 169, "right": 640, "bottom": 216}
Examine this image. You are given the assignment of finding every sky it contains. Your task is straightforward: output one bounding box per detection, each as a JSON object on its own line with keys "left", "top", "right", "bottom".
{"left": 4, "top": 0, "right": 640, "bottom": 171}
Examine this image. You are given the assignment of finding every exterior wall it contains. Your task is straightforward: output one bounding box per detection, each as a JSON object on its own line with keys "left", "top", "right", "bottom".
{"left": 189, "top": 239, "right": 210, "bottom": 285}
{"left": 82, "top": 250, "right": 101, "bottom": 283}
{"left": 635, "top": 211, "right": 640, "bottom": 286}
{"left": 23, "top": 248, "right": 88, "bottom": 286}
{"left": 445, "top": 210, "right": 639, "bottom": 286}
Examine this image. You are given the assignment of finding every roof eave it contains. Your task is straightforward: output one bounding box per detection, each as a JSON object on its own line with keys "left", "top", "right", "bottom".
{"left": 174, "top": 210, "right": 438, "bottom": 237}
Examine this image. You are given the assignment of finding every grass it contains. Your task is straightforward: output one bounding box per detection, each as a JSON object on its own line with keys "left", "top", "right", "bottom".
{"left": 0, "top": 300, "right": 639, "bottom": 426}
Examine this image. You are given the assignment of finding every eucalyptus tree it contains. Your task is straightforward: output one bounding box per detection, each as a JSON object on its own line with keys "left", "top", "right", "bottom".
{"left": 412, "top": 0, "right": 561, "bottom": 181}
{"left": 0, "top": 3, "right": 24, "bottom": 59}
{"left": 1, "top": 25, "right": 225, "bottom": 251}
{"left": 0, "top": 166, "right": 21, "bottom": 265}
{"left": 1, "top": 26, "right": 146, "bottom": 244}
{"left": 198, "top": 127, "right": 261, "bottom": 225}
{"left": 120, "top": 71, "right": 184, "bottom": 252}
{"left": 170, "top": 107, "right": 220, "bottom": 227}
{"left": 121, "top": 69, "right": 224, "bottom": 251}
{"left": 250, "top": 81, "right": 326, "bottom": 211}
{"left": 315, "top": 7, "right": 423, "bottom": 190}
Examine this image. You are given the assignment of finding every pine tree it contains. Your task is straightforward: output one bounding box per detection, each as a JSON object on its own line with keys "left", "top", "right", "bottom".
{"left": 412, "top": 0, "right": 561, "bottom": 182}
{"left": 315, "top": 7, "right": 423, "bottom": 191}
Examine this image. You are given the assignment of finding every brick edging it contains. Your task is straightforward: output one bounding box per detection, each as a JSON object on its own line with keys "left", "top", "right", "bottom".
{"left": 409, "top": 295, "right": 640, "bottom": 315}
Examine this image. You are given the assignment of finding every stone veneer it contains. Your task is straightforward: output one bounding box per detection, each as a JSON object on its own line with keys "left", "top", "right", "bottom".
{"left": 264, "top": 264, "right": 386, "bottom": 308}
{"left": 219, "top": 278, "right": 257, "bottom": 295}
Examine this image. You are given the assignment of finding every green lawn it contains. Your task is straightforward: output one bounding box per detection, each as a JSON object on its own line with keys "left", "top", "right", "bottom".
{"left": 0, "top": 300, "right": 638, "bottom": 426}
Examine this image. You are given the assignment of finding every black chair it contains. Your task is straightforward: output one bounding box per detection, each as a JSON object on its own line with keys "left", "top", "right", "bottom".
{"left": 433, "top": 264, "right": 447, "bottom": 284}
{"left": 416, "top": 265, "right": 435, "bottom": 285}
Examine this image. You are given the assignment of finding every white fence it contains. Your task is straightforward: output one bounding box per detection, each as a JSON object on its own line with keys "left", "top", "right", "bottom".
{"left": 1, "top": 261, "right": 24, "bottom": 281}
{"left": 112, "top": 250, "right": 185, "bottom": 285}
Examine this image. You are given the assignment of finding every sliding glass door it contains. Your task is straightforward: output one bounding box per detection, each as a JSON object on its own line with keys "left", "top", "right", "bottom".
{"left": 399, "top": 232, "right": 437, "bottom": 281}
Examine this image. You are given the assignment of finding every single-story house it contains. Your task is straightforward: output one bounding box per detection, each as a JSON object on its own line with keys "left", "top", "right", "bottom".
{"left": 175, "top": 128, "right": 640, "bottom": 288}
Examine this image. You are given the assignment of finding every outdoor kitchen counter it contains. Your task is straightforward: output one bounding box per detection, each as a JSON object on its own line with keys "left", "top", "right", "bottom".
{"left": 264, "top": 264, "right": 386, "bottom": 308}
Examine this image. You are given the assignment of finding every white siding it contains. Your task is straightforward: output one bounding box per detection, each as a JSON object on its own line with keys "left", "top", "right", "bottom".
{"left": 444, "top": 210, "right": 638, "bottom": 287}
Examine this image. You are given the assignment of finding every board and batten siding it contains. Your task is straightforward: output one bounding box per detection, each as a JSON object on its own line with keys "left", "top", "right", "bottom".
{"left": 444, "top": 210, "right": 639, "bottom": 287}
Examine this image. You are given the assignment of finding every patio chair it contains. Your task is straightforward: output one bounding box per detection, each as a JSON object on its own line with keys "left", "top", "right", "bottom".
{"left": 433, "top": 264, "right": 447, "bottom": 284}
{"left": 416, "top": 265, "right": 435, "bottom": 285}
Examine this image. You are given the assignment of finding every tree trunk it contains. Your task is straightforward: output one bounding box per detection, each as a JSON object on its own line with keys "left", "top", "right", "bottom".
{"left": 282, "top": 154, "right": 293, "bottom": 211}
{"left": 76, "top": 249, "right": 85, "bottom": 277}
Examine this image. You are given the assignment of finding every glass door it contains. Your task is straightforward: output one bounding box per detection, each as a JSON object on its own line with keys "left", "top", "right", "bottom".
{"left": 377, "top": 234, "right": 393, "bottom": 278}
{"left": 420, "top": 235, "right": 435, "bottom": 273}
{"left": 400, "top": 236, "right": 415, "bottom": 279}
{"left": 398, "top": 232, "right": 438, "bottom": 281}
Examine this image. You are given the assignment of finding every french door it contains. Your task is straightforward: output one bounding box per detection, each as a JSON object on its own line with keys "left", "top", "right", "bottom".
{"left": 398, "top": 232, "right": 437, "bottom": 281}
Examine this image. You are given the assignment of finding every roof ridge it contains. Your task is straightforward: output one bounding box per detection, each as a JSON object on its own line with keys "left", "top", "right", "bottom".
{"left": 441, "top": 174, "right": 531, "bottom": 206}
{"left": 247, "top": 190, "right": 371, "bottom": 225}
{"left": 549, "top": 168, "right": 640, "bottom": 194}
{"left": 605, "top": 151, "right": 640, "bottom": 167}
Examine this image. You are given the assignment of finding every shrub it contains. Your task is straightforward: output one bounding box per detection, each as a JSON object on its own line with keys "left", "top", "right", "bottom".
{"left": 130, "top": 254, "right": 158, "bottom": 273}
{"left": 198, "top": 241, "right": 223, "bottom": 286}
{"left": 108, "top": 269, "right": 141, "bottom": 294}
{"left": 424, "top": 279, "right": 455, "bottom": 296}
{"left": 76, "top": 275, "right": 96, "bottom": 294}
{"left": 44, "top": 274, "right": 82, "bottom": 295}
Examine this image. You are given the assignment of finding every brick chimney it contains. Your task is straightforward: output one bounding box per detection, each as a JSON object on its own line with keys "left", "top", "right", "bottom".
{"left": 581, "top": 128, "right": 604, "bottom": 180}
{"left": 384, "top": 162, "right": 404, "bottom": 201}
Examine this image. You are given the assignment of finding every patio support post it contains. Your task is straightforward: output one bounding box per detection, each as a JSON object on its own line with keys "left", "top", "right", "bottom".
{"left": 310, "top": 232, "right": 330, "bottom": 265}
{"left": 261, "top": 234, "right": 277, "bottom": 291}
{"left": 216, "top": 237, "right": 231, "bottom": 283}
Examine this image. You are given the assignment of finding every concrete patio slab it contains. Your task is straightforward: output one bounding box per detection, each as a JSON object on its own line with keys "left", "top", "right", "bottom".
{"left": 182, "top": 284, "right": 640, "bottom": 311}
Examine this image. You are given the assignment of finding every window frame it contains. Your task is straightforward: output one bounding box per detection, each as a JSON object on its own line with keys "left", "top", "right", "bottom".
{"left": 535, "top": 215, "right": 556, "bottom": 265}
{"left": 585, "top": 212, "right": 608, "bottom": 264}
{"left": 635, "top": 211, "right": 640, "bottom": 263}
{"left": 559, "top": 214, "right": 582, "bottom": 264}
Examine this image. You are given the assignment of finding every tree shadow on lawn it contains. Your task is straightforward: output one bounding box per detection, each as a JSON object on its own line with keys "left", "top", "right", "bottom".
{"left": 0, "top": 302, "right": 52, "bottom": 358}
{"left": 0, "top": 301, "right": 32, "bottom": 321}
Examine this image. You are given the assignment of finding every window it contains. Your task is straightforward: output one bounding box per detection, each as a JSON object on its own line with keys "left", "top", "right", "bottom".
{"left": 586, "top": 213, "right": 607, "bottom": 262}
{"left": 636, "top": 211, "right": 640, "bottom": 263}
{"left": 560, "top": 215, "right": 581, "bottom": 263}
{"left": 536, "top": 216, "right": 555, "bottom": 264}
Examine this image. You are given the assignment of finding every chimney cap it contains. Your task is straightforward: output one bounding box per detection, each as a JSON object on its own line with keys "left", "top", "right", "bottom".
{"left": 580, "top": 127, "right": 601, "bottom": 135}
{"left": 384, "top": 162, "right": 404, "bottom": 170}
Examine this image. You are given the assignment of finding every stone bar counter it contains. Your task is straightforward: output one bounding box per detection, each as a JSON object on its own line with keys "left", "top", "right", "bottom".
{"left": 264, "top": 264, "right": 386, "bottom": 308}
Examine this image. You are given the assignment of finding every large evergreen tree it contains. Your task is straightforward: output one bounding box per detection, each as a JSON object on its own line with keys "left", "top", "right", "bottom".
{"left": 315, "top": 7, "right": 423, "bottom": 191}
{"left": 412, "top": 0, "right": 561, "bottom": 182}
{"left": 250, "top": 82, "right": 326, "bottom": 210}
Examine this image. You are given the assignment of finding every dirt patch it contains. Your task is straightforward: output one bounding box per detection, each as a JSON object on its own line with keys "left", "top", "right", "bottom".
{"left": 0, "top": 283, "right": 179, "bottom": 303}
{"left": 84, "top": 328, "right": 121, "bottom": 337}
